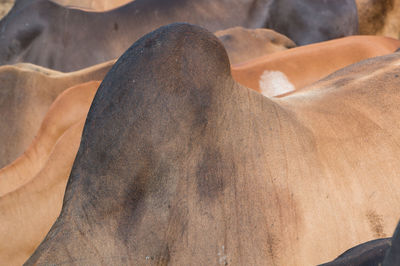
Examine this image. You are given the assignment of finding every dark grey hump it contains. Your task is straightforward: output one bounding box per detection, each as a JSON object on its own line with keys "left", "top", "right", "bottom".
{"left": 318, "top": 238, "right": 391, "bottom": 266}
{"left": 383, "top": 220, "right": 400, "bottom": 266}
{"left": 65, "top": 21, "right": 231, "bottom": 206}
{"left": 25, "top": 22, "right": 234, "bottom": 265}
{"left": 395, "top": 47, "right": 400, "bottom": 53}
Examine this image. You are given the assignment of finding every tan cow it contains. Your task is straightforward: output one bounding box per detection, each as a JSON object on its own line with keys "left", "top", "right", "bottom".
{"left": 0, "top": 80, "right": 100, "bottom": 197}
{"left": 231, "top": 35, "right": 400, "bottom": 97}
{"left": 25, "top": 23, "right": 400, "bottom": 266}
{"left": 0, "top": 60, "right": 113, "bottom": 168}
{"left": 215, "top": 27, "right": 296, "bottom": 65}
{"left": 0, "top": 81, "right": 98, "bottom": 266}
{"left": 0, "top": 120, "right": 85, "bottom": 266}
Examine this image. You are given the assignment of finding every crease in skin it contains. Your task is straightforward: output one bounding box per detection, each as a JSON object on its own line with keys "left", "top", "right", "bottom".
{"left": 0, "top": 59, "right": 114, "bottom": 168}
{"left": 0, "top": 119, "right": 86, "bottom": 266}
{"left": 0, "top": 80, "right": 99, "bottom": 197}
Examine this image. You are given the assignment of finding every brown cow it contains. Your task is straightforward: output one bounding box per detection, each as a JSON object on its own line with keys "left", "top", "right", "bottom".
{"left": 0, "top": 80, "right": 100, "bottom": 196}
{"left": 215, "top": 27, "right": 296, "bottom": 65}
{"left": 0, "top": 60, "right": 113, "bottom": 168}
{"left": 231, "top": 35, "right": 400, "bottom": 97}
{"left": 24, "top": 23, "right": 400, "bottom": 265}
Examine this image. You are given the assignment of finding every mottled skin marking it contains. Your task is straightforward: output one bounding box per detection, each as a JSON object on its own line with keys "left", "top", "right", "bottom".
{"left": 366, "top": 210, "right": 386, "bottom": 238}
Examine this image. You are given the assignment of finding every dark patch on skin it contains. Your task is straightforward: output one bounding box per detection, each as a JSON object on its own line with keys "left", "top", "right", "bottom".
{"left": 359, "top": 0, "right": 394, "bottom": 34}
{"left": 266, "top": 232, "right": 278, "bottom": 265}
{"left": 47, "top": 56, "right": 55, "bottom": 69}
{"left": 156, "top": 245, "right": 171, "bottom": 265}
{"left": 329, "top": 77, "right": 354, "bottom": 89}
{"left": 366, "top": 210, "right": 386, "bottom": 238}
{"left": 218, "top": 34, "right": 233, "bottom": 43}
{"left": 115, "top": 150, "right": 155, "bottom": 244}
{"left": 196, "top": 147, "right": 228, "bottom": 200}
{"left": 16, "top": 25, "right": 43, "bottom": 50}
{"left": 114, "top": 22, "right": 118, "bottom": 31}
{"left": 395, "top": 47, "right": 400, "bottom": 53}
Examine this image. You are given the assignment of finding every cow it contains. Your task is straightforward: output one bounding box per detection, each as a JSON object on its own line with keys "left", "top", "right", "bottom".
{"left": 215, "top": 27, "right": 296, "bottom": 65}
{"left": 356, "top": 0, "right": 400, "bottom": 39}
{"left": 24, "top": 23, "right": 400, "bottom": 265}
{"left": 319, "top": 220, "right": 400, "bottom": 265}
{"left": 0, "top": 60, "right": 113, "bottom": 168}
{"left": 0, "top": 119, "right": 85, "bottom": 266}
{"left": 231, "top": 35, "right": 400, "bottom": 97}
{"left": 0, "top": 80, "right": 100, "bottom": 197}
{"left": 0, "top": 0, "right": 358, "bottom": 71}
{"left": 0, "top": 80, "right": 99, "bottom": 265}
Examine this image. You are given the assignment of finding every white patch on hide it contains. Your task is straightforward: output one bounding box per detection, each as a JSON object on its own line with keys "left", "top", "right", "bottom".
{"left": 259, "top": 70, "right": 296, "bottom": 97}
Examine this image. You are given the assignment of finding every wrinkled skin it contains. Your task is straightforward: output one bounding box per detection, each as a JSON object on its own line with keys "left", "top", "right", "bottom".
{"left": 0, "top": 60, "right": 113, "bottom": 167}
{"left": 215, "top": 26, "right": 296, "bottom": 65}
{"left": 0, "top": 0, "right": 358, "bottom": 71}
{"left": 25, "top": 23, "right": 400, "bottom": 265}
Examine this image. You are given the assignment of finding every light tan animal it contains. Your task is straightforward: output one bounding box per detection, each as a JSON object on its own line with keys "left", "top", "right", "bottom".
{"left": 231, "top": 35, "right": 400, "bottom": 97}
{"left": 0, "top": 80, "right": 99, "bottom": 265}
{"left": 215, "top": 27, "right": 296, "bottom": 65}
{"left": 0, "top": 60, "right": 113, "bottom": 168}
{"left": 0, "top": 120, "right": 85, "bottom": 266}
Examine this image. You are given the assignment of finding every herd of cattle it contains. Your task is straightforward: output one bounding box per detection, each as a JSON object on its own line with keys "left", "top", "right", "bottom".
{"left": 2, "top": 0, "right": 400, "bottom": 265}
